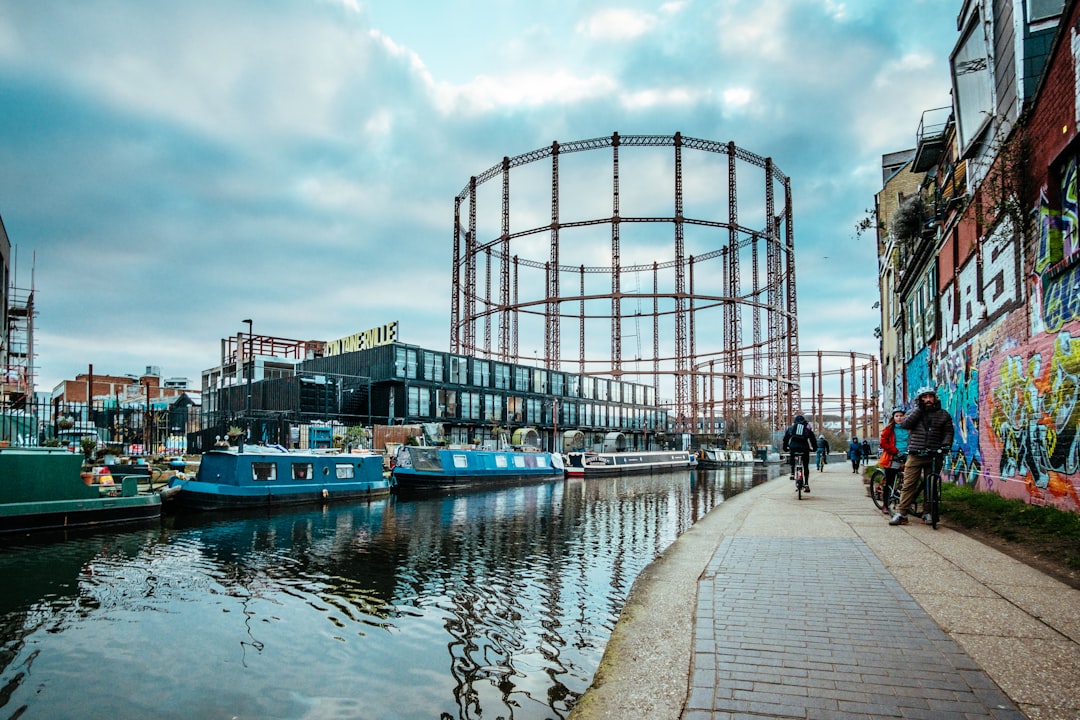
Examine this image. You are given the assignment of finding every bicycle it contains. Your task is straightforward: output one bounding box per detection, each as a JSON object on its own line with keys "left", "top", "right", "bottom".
{"left": 815, "top": 448, "right": 827, "bottom": 472}
{"left": 872, "top": 451, "right": 943, "bottom": 529}
{"left": 789, "top": 452, "right": 809, "bottom": 500}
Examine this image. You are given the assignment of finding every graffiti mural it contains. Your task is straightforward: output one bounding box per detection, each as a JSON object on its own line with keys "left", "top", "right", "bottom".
{"left": 934, "top": 345, "right": 982, "bottom": 486}
{"left": 905, "top": 347, "right": 931, "bottom": 401}
{"left": 1062, "top": 155, "right": 1078, "bottom": 259}
{"left": 981, "top": 327, "right": 1080, "bottom": 510}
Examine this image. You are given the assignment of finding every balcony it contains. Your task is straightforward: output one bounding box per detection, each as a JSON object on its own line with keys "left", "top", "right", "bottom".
{"left": 913, "top": 106, "right": 952, "bottom": 173}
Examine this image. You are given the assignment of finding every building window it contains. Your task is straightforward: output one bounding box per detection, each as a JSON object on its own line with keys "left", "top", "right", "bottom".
{"left": 423, "top": 351, "right": 443, "bottom": 382}
{"left": 550, "top": 372, "right": 565, "bottom": 396}
{"left": 1028, "top": 0, "right": 1063, "bottom": 23}
{"left": 507, "top": 396, "right": 523, "bottom": 422}
{"left": 450, "top": 356, "right": 468, "bottom": 385}
{"left": 951, "top": 12, "right": 993, "bottom": 153}
{"left": 569, "top": 375, "right": 581, "bottom": 397}
{"left": 483, "top": 394, "right": 503, "bottom": 425}
{"left": 462, "top": 392, "right": 480, "bottom": 420}
{"left": 532, "top": 368, "right": 548, "bottom": 394}
{"left": 494, "top": 363, "right": 510, "bottom": 390}
{"left": 513, "top": 366, "right": 530, "bottom": 391}
{"left": 526, "top": 397, "right": 540, "bottom": 423}
{"left": 407, "top": 386, "right": 422, "bottom": 417}
{"left": 472, "top": 360, "right": 490, "bottom": 388}
{"left": 438, "top": 389, "right": 457, "bottom": 418}
{"left": 418, "top": 386, "right": 431, "bottom": 417}
{"left": 395, "top": 347, "right": 417, "bottom": 379}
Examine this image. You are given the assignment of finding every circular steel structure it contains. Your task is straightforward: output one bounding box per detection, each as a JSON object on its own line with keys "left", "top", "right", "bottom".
{"left": 451, "top": 132, "right": 800, "bottom": 432}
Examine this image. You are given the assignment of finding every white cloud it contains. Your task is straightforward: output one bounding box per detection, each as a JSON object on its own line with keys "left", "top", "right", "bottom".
{"left": 576, "top": 8, "right": 658, "bottom": 40}
{"left": 433, "top": 71, "right": 618, "bottom": 114}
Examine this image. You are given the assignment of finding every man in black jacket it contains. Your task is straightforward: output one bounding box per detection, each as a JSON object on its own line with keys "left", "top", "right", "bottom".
{"left": 890, "top": 386, "right": 954, "bottom": 525}
{"left": 782, "top": 414, "right": 817, "bottom": 493}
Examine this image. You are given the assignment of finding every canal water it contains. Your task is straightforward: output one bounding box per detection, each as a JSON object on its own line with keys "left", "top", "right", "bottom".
{"left": 0, "top": 466, "right": 777, "bottom": 720}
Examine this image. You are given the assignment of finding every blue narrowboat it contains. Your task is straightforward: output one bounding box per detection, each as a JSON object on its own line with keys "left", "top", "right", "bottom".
{"left": 391, "top": 446, "right": 564, "bottom": 489}
{"left": 162, "top": 446, "right": 390, "bottom": 511}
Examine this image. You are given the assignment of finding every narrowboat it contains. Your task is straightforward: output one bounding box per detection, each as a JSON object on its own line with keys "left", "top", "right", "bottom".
{"left": 564, "top": 450, "right": 698, "bottom": 476}
{"left": 0, "top": 446, "right": 161, "bottom": 535}
{"left": 161, "top": 445, "right": 390, "bottom": 511}
{"left": 391, "top": 446, "right": 565, "bottom": 489}
{"left": 697, "top": 448, "right": 756, "bottom": 467}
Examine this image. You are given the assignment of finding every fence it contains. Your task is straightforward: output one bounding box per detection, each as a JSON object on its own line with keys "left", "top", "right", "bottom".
{"left": 0, "top": 395, "right": 198, "bottom": 456}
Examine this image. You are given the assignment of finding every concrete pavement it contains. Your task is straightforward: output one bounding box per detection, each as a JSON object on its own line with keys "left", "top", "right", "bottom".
{"left": 568, "top": 459, "right": 1080, "bottom": 720}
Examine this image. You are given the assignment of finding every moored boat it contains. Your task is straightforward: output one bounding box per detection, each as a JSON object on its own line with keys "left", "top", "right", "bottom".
{"left": 0, "top": 446, "right": 161, "bottom": 535}
{"left": 697, "top": 448, "right": 756, "bottom": 467}
{"left": 162, "top": 445, "right": 390, "bottom": 511}
{"left": 391, "top": 446, "right": 564, "bottom": 489}
{"left": 564, "top": 450, "right": 697, "bottom": 476}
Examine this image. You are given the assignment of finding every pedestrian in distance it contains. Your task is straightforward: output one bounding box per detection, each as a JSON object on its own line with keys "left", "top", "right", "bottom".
{"left": 890, "top": 386, "right": 955, "bottom": 526}
{"left": 877, "top": 408, "right": 909, "bottom": 515}
{"left": 815, "top": 434, "right": 830, "bottom": 470}
{"left": 861, "top": 438, "right": 872, "bottom": 463}
{"left": 782, "top": 414, "right": 817, "bottom": 493}
{"left": 847, "top": 436, "right": 862, "bottom": 473}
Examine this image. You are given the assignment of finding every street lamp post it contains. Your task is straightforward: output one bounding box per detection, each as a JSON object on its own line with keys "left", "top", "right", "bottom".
{"left": 242, "top": 319, "right": 253, "bottom": 425}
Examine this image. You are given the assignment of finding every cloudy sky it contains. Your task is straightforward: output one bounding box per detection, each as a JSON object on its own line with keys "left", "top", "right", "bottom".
{"left": 0, "top": 0, "right": 958, "bottom": 393}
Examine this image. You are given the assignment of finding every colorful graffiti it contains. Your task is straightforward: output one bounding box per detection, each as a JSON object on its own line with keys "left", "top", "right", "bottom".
{"left": 981, "top": 328, "right": 1080, "bottom": 509}
{"left": 905, "top": 347, "right": 931, "bottom": 401}
{"left": 1040, "top": 261, "right": 1080, "bottom": 333}
{"left": 1062, "top": 155, "right": 1078, "bottom": 259}
{"left": 934, "top": 345, "right": 982, "bottom": 485}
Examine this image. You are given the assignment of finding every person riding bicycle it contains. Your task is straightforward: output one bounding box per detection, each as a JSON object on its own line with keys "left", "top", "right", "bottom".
{"left": 815, "top": 434, "right": 830, "bottom": 469}
{"left": 878, "top": 407, "right": 909, "bottom": 515}
{"left": 889, "top": 386, "right": 954, "bottom": 526}
{"left": 782, "top": 414, "right": 817, "bottom": 493}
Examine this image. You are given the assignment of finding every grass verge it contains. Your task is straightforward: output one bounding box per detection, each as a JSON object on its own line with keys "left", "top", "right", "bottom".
{"left": 940, "top": 483, "right": 1080, "bottom": 586}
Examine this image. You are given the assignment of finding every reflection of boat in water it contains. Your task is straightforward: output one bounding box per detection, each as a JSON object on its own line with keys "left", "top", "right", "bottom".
{"left": 697, "top": 448, "right": 756, "bottom": 467}
{"left": 391, "top": 446, "right": 565, "bottom": 489}
{"left": 0, "top": 446, "right": 161, "bottom": 535}
{"left": 162, "top": 445, "right": 390, "bottom": 511}
{"left": 564, "top": 450, "right": 697, "bottom": 476}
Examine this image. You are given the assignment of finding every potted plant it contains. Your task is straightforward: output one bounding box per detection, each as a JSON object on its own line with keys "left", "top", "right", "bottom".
{"left": 79, "top": 437, "right": 97, "bottom": 464}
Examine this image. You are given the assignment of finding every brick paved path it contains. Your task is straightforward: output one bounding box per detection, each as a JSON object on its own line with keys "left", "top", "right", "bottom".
{"left": 686, "top": 536, "right": 1025, "bottom": 720}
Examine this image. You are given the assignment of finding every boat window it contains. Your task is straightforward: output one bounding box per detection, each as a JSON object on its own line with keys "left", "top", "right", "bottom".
{"left": 495, "top": 455, "right": 508, "bottom": 468}
{"left": 513, "top": 455, "right": 526, "bottom": 468}
{"left": 292, "top": 463, "right": 314, "bottom": 480}
{"left": 452, "top": 454, "right": 469, "bottom": 468}
{"left": 252, "top": 462, "right": 276, "bottom": 481}
{"left": 537, "top": 455, "right": 549, "bottom": 467}
{"left": 335, "top": 463, "right": 355, "bottom": 479}
{"left": 322, "top": 466, "right": 330, "bottom": 475}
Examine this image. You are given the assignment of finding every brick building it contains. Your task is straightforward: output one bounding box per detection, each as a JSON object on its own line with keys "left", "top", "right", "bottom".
{"left": 875, "top": 0, "right": 1080, "bottom": 512}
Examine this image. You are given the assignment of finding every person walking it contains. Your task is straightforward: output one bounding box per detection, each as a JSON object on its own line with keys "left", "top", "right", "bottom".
{"left": 847, "top": 436, "right": 862, "bottom": 473}
{"left": 860, "top": 438, "right": 872, "bottom": 464}
{"left": 782, "top": 414, "right": 817, "bottom": 493}
{"left": 890, "top": 386, "right": 955, "bottom": 526}
{"left": 877, "top": 408, "right": 909, "bottom": 515}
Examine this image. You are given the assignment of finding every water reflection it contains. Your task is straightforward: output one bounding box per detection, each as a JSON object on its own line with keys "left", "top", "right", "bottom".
{"left": 0, "top": 466, "right": 774, "bottom": 720}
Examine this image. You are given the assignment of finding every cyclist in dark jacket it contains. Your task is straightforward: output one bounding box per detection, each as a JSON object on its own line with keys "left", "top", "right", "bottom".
{"left": 782, "top": 414, "right": 817, "bottom": 492}
{"left": 890, "top": 385, "right": 955, "bottom": 525}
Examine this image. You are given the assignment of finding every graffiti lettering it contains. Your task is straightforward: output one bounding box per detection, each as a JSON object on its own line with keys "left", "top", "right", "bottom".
{"left": 1041, "top": 262, "right": 1080, "bottom": 332}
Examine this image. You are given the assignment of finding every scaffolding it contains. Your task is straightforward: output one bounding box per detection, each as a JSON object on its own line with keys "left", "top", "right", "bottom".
{"left": 451, "top": 132, "right": 800, "bottom": 435}
{"left": 3, "top": 263, "right": 35, "bottom": 409}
